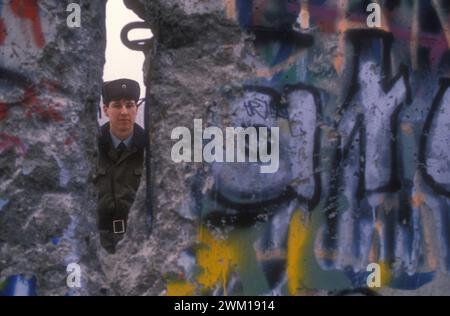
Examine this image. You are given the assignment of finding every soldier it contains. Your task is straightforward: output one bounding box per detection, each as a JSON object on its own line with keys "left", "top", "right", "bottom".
{"left": 94, "top": 78, "right": 144, "bottom": 254}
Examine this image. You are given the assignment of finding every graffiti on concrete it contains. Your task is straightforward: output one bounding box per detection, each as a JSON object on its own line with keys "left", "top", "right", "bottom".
{"left": 0, "top": 0, "right": 65, "bottom": 124}
{"left": 414, "top": 79, "right": 450, "bottom": 274}
{"left": 0, "top": 1, "right": 103, "bottom": 296}
{"left": 9, "top": 0, "right": 45, "bottom": 48}
{"left": 0, "top": 275, "right": 37, "bottom": 296}
{"left": 0, "top": 67, "right": 65, "bottom": 123}
{"left": 322, "top": 30, "right": 412, "bottom": 273}
{"left": 168, "top": 0, "right": 450, "bottom": 295}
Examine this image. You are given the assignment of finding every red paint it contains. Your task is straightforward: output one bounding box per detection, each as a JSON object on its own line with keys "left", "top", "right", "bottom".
{"left": 0, "top": 18, "right": 6, "bottom": 45}
{"left": 0, "top": 103, "right": 8, "bottom": 120}
{"left": 22, "top": 85, "right": 64, "bottom": 123}
{"left": 41, "top": 105, "right": 64, "bottom": 122}
{"left": 25, "top": 103, "right": 64, "bottom": 123}
{"left": 65, "top": 128, "right": 79, "bottom": 147}
{"left": 64, "top": 137, "right": 74, "bottom": 146}
{"left": 0, "top": 84, "right": 35, "bottom": 121}
{"left": 42, "top": 79, "right": 62, "bottom": 93}
{"left": 0, "top": 132, "right": 26, "bottom": 156}
{"left": 10, "top": 0, "right": 45, "bottom": 48}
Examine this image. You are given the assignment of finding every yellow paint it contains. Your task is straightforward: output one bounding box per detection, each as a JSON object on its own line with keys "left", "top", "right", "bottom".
{"left": 286, "top": 210, "right": 310, "bottom": 295}
{"left": 167, "top": 281, "right": 196, "bottom": 296}
{"left": 379, "top": 261, "right": 392, "bottom": 288}
{"left": 196, "top": 226, "right": 239, "bottom": 295}
{"left": 367, "top": 261, "right": 392, "bottom": 289}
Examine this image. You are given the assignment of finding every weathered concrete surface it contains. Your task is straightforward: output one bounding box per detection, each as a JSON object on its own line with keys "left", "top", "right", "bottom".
{"left": 106, "top": 0, "right": 249, "bottom": 295}
{"left": 3, "top": 0, "right": 450, "bottom": 296}
{"left": 124, "top": 0, "right": 450, "bottom": 295}
{"left": 0, "top": 1, "right": 107, "bottom": 295}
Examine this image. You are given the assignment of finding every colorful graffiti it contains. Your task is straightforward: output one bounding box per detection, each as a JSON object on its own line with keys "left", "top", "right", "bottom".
{"left": 10, "top": 0, "right": 45, "bottom": 48}
{"left": 169, "top": 0, "right": 450, "bottom": 295}
{"left": 0, "top": 1, "right": 64, "bottom": 124}
{"left": 0, "top": 275, "right": 37, "bottom": 296}
{"left": 0, "top": 1, "right": 90, "bottom": 296}
{"left": 0, "top": 67, "right": 65, "bottom": 123}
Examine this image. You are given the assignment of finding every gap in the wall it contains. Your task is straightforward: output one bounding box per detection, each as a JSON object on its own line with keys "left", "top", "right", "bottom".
{"left": 100, "top": 0, "right": 153, "bottom": 128}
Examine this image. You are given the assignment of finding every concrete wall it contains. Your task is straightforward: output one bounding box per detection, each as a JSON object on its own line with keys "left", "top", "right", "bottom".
{"left": 131, "top": 0, "right": 450, "bottom": 295}
{"left": 0, "top": 0, "right": 107, "bottom": 295}
{"left": 2, "top": 0, "right": 450, "bottom": 296}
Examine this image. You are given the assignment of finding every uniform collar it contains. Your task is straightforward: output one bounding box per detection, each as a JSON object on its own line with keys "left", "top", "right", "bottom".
{"left": 110, "top": 130, "right": 133, "bottom": 149}
{"left": 99, "top": 122, "right": 146, "bottom": 152}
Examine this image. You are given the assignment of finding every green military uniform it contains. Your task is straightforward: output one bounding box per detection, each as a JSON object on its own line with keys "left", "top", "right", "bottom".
{"left": 94, "top": 121, "right": 145, "bottom": 253}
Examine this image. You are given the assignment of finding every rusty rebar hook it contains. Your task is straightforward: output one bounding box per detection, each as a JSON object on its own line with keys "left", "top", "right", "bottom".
{"left": 120, "top": 21, "right": 153, "bottom": 52}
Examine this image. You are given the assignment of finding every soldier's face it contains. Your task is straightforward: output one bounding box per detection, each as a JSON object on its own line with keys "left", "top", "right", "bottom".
{"left": 104, "top": 99, "right": 138, "bottom": 138}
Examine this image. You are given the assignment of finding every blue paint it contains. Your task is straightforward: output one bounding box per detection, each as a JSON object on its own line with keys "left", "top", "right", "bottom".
{"left": 371, "top": 40, "right": 382, "bottom": 64}
{"left": 65, "top": 288, "right": 78, "bottom": 296}
{"left": 0, "top": 198, "right": 9, "bottom": 212}
{"left": 390, "top": 272, "right": 435, "bottom": 290}
{"left": 271, "top": 43, "right": 294, "bottom": 67}
{"left": 51, "top": 236, "right": 61, "bottom": 245}
{"left": 344, "top": 269, "right": 371, "bottom": 288}
{"left": 344, "top": 269, "right": 434, "bottom": 290}
{"left": 0, "top": 275, "right": 37, "bottom": 296}
{"left": 236, "top": 0, "right": 253, "bottom": 29}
